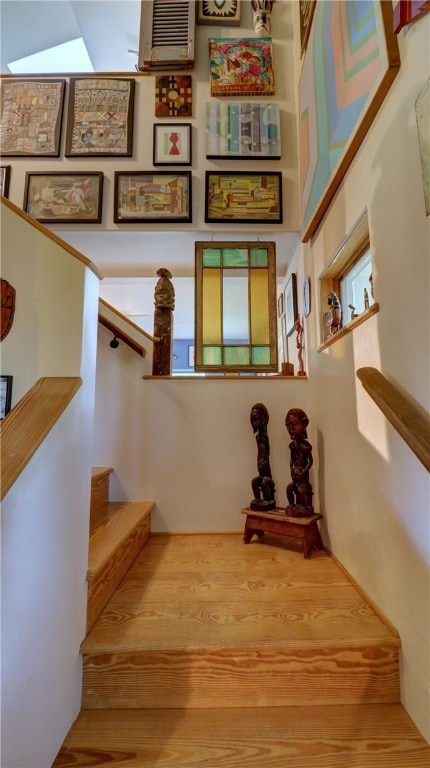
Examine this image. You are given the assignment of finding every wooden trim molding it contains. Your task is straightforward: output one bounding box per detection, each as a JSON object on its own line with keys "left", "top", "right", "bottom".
{"left": 356, "top": 367, "right": 430, "bottom": 472}
{"left": 0, "top": 376, "right": 82, "bottom": 500}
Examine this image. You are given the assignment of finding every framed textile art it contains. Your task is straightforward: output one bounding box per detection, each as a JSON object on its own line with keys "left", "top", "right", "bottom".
{"left": 114, "top": 171, "right": 192, "bottom": 223}
{"left": 0, "top": 79, "right": 65, "bottom": 156}
{"left": 209, "top": 38, "right": 275, "bottom": 97}
{"left": 65, "top": 78, "right": 134, "bottom": 156}
{"left": 197, "top": 1, "right": 241, "bottom": 24}
{"left": 205, "top": 171, "right": 282, "bottom": 224}
{"left": 155, "top": 76, "right": 192, "bottom": 117}
{"left": 23, "top": 172, "right": 104, "bottom": 223}
{"left": 205, "top": 103, "right": 281, "bottom": 159}
{"left": 299, "top": 1, "right": 400, "bottom": 242}
{"left": 153, "top": 123, "right": 192, "bottom": 165}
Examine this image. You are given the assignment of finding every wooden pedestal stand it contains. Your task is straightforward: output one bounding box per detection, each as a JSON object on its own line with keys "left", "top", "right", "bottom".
{"left": 241, "top": 507, "right": 323, "bottom": 559}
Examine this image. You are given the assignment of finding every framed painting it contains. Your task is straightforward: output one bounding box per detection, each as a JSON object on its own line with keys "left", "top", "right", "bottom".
{"left": 393, "top": 0, "right": 430, "bottom": 33}
{"left": 197, "top": 1, "right": 241, "bottom": 24}
{"left": 206, "top": 103, "right": 281, "bottom": 159}
{"left": 299, "top": 1, "right": 400, "bottom": 242}
{"left": 23, "top": 172, "right": 103, "bottom": 223}
{"left": 209, "top": 37, "right": 275, "bottom": 97}
{"left": 0, "top": 376, "right": 13, "bottom": 419}
{"left": 114, "top": 171, "right": 192, "bottom": 223}
{"left": 65, "top": 78, "right": 134, "bottom": 156}
{"left": 153, "top": 123, "right": 192, "bottom": 165}
{"left": 284, "top": 273, "right": 298, "bottom": 336}
{"left": 299, "top": 1, "right": 317, "bottom": 56}
{"left": 1, "top": 166, "right": 11, "bottom": 198}
{"left": 155, "top": 75, "right": 192, "bottom": 117}
{"left": 0, "top": 79, "right": 65, "bottom": 156}
{"left": 205, "top": 171, "right": 282, "bottom": 224}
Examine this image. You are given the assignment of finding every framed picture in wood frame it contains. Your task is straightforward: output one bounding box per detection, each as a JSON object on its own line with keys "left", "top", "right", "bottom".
{"left": 0, "top": 166, "right": 11, "bottom": 198}
{"left": 205, "top": 171, "right": 282, "bottom": 224}
{"left": 23, "top": 172, "right": 104, "bottom": 223}
{"left": 284, "top": 273, "right": 298, "bottom": 336}
{"left": 153, "top": 123, "right": 192, "bottom": 166}
{"left": 114, "top": 171, "right": 192, "bottom": 223}
{"left": 197, "top": 1, "right": 241, "bottom": 25}
{"left": 65, "top": 77, "right": 135, "bottom": 156}
{"left": 0, "top": 376, "right": 12, "bottom": 419}
{"left": 0, "top": 79, "right": 65, "bottom": 157}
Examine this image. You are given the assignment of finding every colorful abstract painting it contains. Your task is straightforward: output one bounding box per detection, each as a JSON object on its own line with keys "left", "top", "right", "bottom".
{"left": 155, "top": 75, "right": 192, "bottom": 117}
{"left": 209, "top": 38, "right": 275, "bottom": 97}
{"left": 299, "top": 1, "right": 400, "bottom": 241}
{"left": 206, "top": 103, "right": 281, "bottom": 159}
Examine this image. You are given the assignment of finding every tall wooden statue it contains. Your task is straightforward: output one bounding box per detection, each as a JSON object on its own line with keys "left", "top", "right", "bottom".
{"left": 285, "top": 408, "right": 314, "bottom": 517}
{"left": 250, "top": 402, "right": 276, "bottom": 511}
{"left": 152, "top": 268, "right": 175, "bottom": 376}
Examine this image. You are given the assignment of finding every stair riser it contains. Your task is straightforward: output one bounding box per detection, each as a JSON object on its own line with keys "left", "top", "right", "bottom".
{"left": 82, "top": 644, "right": 400, "bottom": 708}
{"left": 87, "top": 517, "right": 150, "bottom": 631}
{"left": 90, "top": 471, "right": 112, "bottom": 524}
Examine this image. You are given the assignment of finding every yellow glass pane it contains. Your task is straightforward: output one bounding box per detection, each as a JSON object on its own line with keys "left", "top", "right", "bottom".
{"left": 250, "top": 269, "right": 269, "bottom": 344}
{"left": 202, "top": 268, "right": 221, "bottom": 344}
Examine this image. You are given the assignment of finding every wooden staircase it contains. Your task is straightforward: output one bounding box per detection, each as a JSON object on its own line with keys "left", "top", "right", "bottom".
{"left": 52, "top": 486, "right": 430, "bottom": 767}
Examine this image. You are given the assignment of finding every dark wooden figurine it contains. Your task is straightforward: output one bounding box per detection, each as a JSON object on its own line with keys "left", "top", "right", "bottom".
{"left": 152, "top": 268, "right": 175, "bottom": 376}
{"left": 285, "top": 408, "right": 314, "bottom": 517}
{"left": 250, "top": 402, "right": 276, "bottom": 511}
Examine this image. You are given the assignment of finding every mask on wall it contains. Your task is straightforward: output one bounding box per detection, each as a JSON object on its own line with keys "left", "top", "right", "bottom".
{"left": 251, "top": 0, "right": 276, "bottom": 36}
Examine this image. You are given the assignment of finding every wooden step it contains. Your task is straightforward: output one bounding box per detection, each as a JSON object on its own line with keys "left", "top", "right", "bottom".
{"left": 90, "top": 466, "right": 113, "bottom": 526}
{"left": 53, "top": 704, "right": 430, "bottom": 767}
{"left": 86, "top": 501, "right": 154, "bottom": 631}
{"left": 81, "top": 533, "right": 400, "bottom": 708}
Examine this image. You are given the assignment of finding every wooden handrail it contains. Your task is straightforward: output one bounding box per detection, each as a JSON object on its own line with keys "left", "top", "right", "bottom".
{"left": 99, "top": 298, "right": 160, "bottom": 343}
{"left": 356, "top": 367, "right": 430, "bottom": 472}
{"left": 98, "top": 314, "right": 147, "bottom": 358}
{"left": 0, "top": 377, "right": 82, "bottom": 500}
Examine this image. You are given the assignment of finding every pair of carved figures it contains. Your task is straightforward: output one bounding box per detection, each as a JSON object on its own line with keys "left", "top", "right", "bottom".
{"left": 250, "top": 403, "right": 314, "bottom": 517}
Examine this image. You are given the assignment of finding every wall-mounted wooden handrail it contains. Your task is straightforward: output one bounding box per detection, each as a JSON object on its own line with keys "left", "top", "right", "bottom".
{"left": 356, "top": 367, "right": 430, "bottom": 472}
{"left": 99, "top": 298, "right": 160, "bottom": 343}
{"left": 0, "top": 377, "right": 82, "bottom": 500}
{"left": 98, "top": 314, "right": 147, "bottom": 358}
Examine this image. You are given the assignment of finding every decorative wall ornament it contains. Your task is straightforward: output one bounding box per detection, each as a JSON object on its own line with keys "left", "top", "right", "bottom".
{"left": 153, "top": 123, "right": 192, "bottom": 165}
{"left": 284, "top": 273, "right": 298, "bottom": 336}
{"left": 209, "top": 37, "right": 275, "bottom": 97}
{"left": 0, "top": 279, "right": 15, "bottom": 342}
{"left": 24, "top": 172, "right": 104, "bottom": 223}
{"left": 206, "top": 102, "right": 281, "bottom": 159}
{"left": 197, "top": 1, "right": 241, "bottom": 25}
{"left": 299, "top": 0, "right": 317, "bottom": 56}
{"left": 0, "top": 79, "right": 65, "bottom": 156}
{"left": 299, "top": 1, "right": 400, "bottom": 242}
{"left": 251, "top": 0, "right": 276, "bottom": 36}
{"left": 155, "top": 75, "right": 192, "bottom": 117}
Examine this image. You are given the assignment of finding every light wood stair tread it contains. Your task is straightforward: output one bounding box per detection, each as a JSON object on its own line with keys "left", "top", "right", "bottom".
{"left": 87, "top": 501, "right": 154, "bottom": 580}
{"left": 53, "top": 704, "right": 430, "bottom": 767}
{"left": 91, "top": 466, "right": 114, "bottom": 480}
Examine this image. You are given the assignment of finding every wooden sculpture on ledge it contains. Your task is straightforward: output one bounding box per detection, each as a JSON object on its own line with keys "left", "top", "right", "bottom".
{"left": 285, "top": 407, "right": 314, "bottom": 517}
{"left": 152, "top": 268, "right": 175, "bottom": 376}
{"left": 249, "top": 402, "right": 276, "bottom": 511}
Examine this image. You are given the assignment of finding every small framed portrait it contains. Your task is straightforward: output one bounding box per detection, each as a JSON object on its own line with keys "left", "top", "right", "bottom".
{"left": 284, "top": 273, "right": 298, "bottom": 336}
{"left": 23, "top": 172, "right": 104, "bottom": 223}
{"left": 0, "top": 166, "right": 11, "bottom": 198}
{"left": 153, "top": 123, "right": 192, "bottom": 166}
{"left": 0, "top": 376, "right": 13, "bottom": 419}
{"left": 114, "top": 171, "right": 192, "bottom": 223}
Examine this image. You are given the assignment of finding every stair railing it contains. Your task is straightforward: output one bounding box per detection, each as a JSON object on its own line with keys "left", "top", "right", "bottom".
{"left": 98, "top": 298, "right": 160, "bottom": 358}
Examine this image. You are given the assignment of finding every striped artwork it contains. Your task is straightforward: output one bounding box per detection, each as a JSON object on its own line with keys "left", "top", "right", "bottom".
{"left": 299, "top": 0, "right": 400, "bottom": 241}
{"left": 206, "top": 103, "right": 281, "bottom": 159}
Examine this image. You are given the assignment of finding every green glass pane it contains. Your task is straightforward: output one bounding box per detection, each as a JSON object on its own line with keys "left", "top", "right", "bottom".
{"left": 202, "top": 346, "right": 222, "bottom": 365}
{"left": 222, "top": 248, "right": 249, "bottom": 267}
{"left": 251, "top": 346, "right": 271, "bottom": 365}
{"left": 250, "top": 248, "right": 268, "bottom": 267}
{"left": 202, "top": 248, "right": 221, "bottom": 267}
{"left": 223, "top": 346, "right": 250, "bottom": 365}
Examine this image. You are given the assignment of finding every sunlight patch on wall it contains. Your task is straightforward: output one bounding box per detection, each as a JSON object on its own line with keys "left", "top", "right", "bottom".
{"left": 353, "top": 324, "right": 390, "bottom": 462}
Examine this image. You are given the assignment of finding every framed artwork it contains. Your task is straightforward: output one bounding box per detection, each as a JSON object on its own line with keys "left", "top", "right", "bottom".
{"left": 65, "top": 78, "right": 134, "bottom": 156}
{"left": 303, "top": 276, "right": 311, "bottom": 317}
{"left": 285, "top": 273, "right": 298, "bottom": 336}
{"left": 299, "top": 1, "right": 317, "bottom": 57}
{"left": 153, "top": 123, "right": 192, "bottom": 166}
{"left": 0, "top": 376, "right": 12, "bottom": 419}
{"left": 277, "top": 293, "right": 284, "bottom": 319}
{"left": 0, "top": 79, "right": 65, "bottom": 156}
{"left": 299, "top": 1, "right": 400, "bottom": 242}
{"left": 393, "top": 0, "right": 430, "bottom": 33}
{"left": 197, "top": 1, "right": 241, "bottom": 25}
{"left": 23, "top": 172, "right": 104, "bottom": 223}
{"left": 1, "top": 166, "right": 11, "bottom": 198}
{"left": 114, "top": 171, "right": 192, "bottom": 223}
{"left": 209, "top": 37, "right": 275, "bottom": 97}
{"left": 415, "top": 78, "right": 429, "bottom": 216}
{"left": 205, "top": 171, "right": 282, "bottom": 224}
{"left": 206, "top": 103, "right": 281, "bottom": 159}
{"left": 155, "top": 75, "right": 192, "bottom": 117}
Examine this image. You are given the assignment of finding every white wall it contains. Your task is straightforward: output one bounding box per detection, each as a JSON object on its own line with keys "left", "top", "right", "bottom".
{"left": 301, "top": 16, "right": 430, "bottom": 742}
{"left": 1, "top": 203, "right": 99, "bottom": 767}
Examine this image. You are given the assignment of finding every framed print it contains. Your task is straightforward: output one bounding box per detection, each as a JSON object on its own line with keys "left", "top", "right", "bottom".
{"left": 1, "top": 166, "right": 11, "bottom": 198}
{"left": 277, "top": 292, "right": 284, "bottom": 318}
{"left": 285, "top": 273, "right": 298, "bottom": 336}
{"left": 303, "top": 276, "right": 311, "bottom": 317}
{"left": 153, "top": 123, "right": 192, "bottom": 166}
{"left": 205, "top": 171, "right": 282, "bottom": 224}
{"left": 299, "top": 1, "right": 317, "bottom": 57}
{"left": 0, "top": 79, "right": 65, "bottom": 156}
{"left": 24, "top": 172, "right": 103, "bottom": 223}
{"left": 65, "top": 78, "right": 134, "bottom": 156}
{"left": 0, "top": 376, "right": 12, "bottom": 419}
{"left": 300, "top": 1, "right": 400, "bottom": 242}
{"left": 155, "top": 75, "right": 192, "bottom": 117}
{"left": 114, "top": 171, "right": 192, "bottom": 223}
{"left": 206, "top": 103, "right": 281, "bottom": 159}
{"left": 209, "top": 38, "right": 275, "bottom": 97}
{"left": 197, "top": 1, "right": 241, "bottom": 25}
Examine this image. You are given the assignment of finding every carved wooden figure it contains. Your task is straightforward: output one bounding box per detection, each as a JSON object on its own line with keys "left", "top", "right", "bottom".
{"left": 152, "top": 268, "right": 175, "bottom": 376}
{"left": 285, "top": 408, "right": 314, "bottom": 517}
{"left": 250, "top": 402, "right": 276, "bottom": 511}
{"left": 251, "top": 0, "right": 276, "bottom": 35}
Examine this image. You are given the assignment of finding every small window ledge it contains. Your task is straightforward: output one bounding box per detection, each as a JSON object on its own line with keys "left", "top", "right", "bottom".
{"left": 143, "top": 374, "right": 309, "bottom": 380}
{"left": 318, "top": 303, "right": 379, "bottom": 352}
